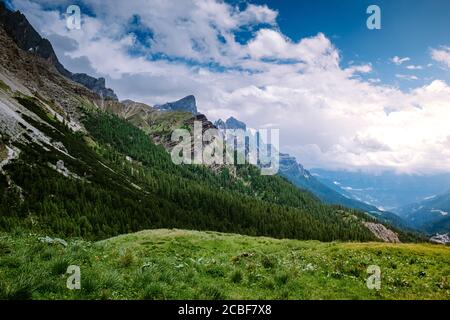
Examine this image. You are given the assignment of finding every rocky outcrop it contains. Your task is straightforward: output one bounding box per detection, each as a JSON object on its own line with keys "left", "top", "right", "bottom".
{"left": 155, "top": 95, "right": 197, "bottom": 114}
{"left": 0, "top": 18, "right": 102, "bottom": 136}
{"left": 363, "top": 222, "right": 400, "bottom": 243}
{"left": 70, "top": 74, "right": 117, "bottom": 100}
{"left": 183, "top": 113, "right": 216, "bottom": 134}
{"left": 152, "top": 112, "right": 219, "bottom": 160}
{"left": 430, "top": 233, "right": 450, "bottom": 245}
{"left": 0, "top": 2, "right": 117, "bottom": 100}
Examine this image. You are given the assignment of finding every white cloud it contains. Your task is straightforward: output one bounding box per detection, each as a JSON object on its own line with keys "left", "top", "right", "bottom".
{"left": 346, "top": 64, "right": 372, "bottom": 74}
{"left": 236, "top": 3, "right": 278, "bottom": 25}
{"left": 9, "top": 0, "right": 450, "bottom": 174}
{"left": 395, "top": 74, "right": 419, "bottom": 80}
{"left": 431, "top": 46, "right": 450, "bottom": 68}
{"left": 391, "top": 56, "right": 410, "bottom": 65}
{"left": 405, "top": 65, "right": 423, "bottom": 70}
{"left": 247, "top": 30, "right": 339, "bottom": 69}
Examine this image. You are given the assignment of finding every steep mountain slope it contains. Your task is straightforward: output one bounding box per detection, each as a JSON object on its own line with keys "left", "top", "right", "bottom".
{"left": 0, "top": 87, "right": 383, "bottom": 241}
{"left": 397, "top": 191, "right": 450, "bottom": 235}
{"left": 104, "top": 99, "right": 194, "bottom": 143}
{"left": 0, "top": 4, "right": 421, "bottom": 243}
{"left": 0, "top": 2, "right": 117, "bottom": 100}
{"left": 280, "top": 153, "right": 373, "bottom": 211}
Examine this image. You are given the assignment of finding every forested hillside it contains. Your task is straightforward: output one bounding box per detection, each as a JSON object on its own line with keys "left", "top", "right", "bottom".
{"left": 0, "top": 94, "right": 395, "bottom": 242}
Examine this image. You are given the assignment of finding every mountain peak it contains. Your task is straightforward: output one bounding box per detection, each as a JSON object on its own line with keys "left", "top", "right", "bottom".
{"left": 214, "top": 116, "right": 246, "bottom": 130}
{"left": 214, "top": 118, "right": 226, "bottom": 129}
{"left": 155, "top": 95, "right": 197, "bottom": 114}
{"left": 0, "top": 3, "right": 118, "bottom": 100}
{"left": 70, "top": 73, "right": 117, "bottom": 100}
{"left": 225, "top": 116, "right": 246, "bottom": 130}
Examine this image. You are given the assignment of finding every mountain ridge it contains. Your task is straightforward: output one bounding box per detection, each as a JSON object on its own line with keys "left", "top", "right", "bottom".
{"left": 214, "top": 116, "right": 247, "bottom": 130}
{"left": 397, "top": 190, "right": 450, "bottom": 235}
{"left": 155, "top": 95, "right": 198, "bottom": 114}
{"left": 0, "top": 2, "right": 118, "bottom": 100}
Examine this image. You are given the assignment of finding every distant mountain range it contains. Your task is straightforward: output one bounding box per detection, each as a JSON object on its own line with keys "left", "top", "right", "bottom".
{"left": 311, "top": 168, "right": 450, "bottom": 235}
{"left": 277, "top": 153, "right": 407, "bottom": 228}
{"left": 311, "top": 168, "right": 450, "bottom": 211}
{"left": 397, "top": 191, "right": 450, "bottom": 234}
{"left": 212, "top": 117, "right": 408, "bottom": 228}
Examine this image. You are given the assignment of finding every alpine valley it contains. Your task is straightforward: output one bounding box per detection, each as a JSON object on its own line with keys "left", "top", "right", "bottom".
{"left": 0, "top": 1, "right": 448, "bottom": 300}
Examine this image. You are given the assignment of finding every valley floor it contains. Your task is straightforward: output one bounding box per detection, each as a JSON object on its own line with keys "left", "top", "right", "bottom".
{"left": 0, "top": 229, "right": 449, "bottom": 300}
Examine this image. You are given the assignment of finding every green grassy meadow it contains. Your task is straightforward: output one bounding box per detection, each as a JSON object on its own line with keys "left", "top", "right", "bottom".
{"left": 0, "top": 229, "right": 448, "bottom": 300}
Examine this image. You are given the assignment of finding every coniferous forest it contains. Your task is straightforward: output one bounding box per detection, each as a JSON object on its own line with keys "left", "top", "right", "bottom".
{"left": 0, "top": 95, "right": 407, "bottom": 242}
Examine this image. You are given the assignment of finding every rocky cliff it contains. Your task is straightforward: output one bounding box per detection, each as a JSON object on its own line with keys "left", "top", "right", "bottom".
{"left": 155, "top": 95, "right": 197, "bottom": 114}
{"left": 70, "top": 74, "right": 117, "bottom": 100}
{"left": 0, "top": 2, "right": 117, "bottom": 100}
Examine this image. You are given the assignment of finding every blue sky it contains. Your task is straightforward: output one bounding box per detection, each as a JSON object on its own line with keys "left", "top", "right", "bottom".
{"left": 7, "top": 0, "right": 450, "bottom": 173}
{"left": 240, "top": 0, "right": 450, "bottom": 89}
{"left": 8, "top": 0, "right": 449, "bottom": 89}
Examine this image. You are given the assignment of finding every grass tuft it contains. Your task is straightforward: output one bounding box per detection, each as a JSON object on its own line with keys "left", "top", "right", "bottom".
{"left": 230, "top": 269, "right": 243, "bottom": 284}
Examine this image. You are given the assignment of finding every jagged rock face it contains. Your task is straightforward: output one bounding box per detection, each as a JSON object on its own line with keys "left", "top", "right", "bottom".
{"left": 181, "top": 113, "right": 225, "bottom": 172}
{"left": 184, "top": 114, "right": 216, "bottom": 133}
{"left": 0, "top": 2, "right": 117, "bottom": 101}
{"left": 0, "top": 2, "right": 70, "bottom": 77}
{"left": 155, "top": 95, "right": 197, "bottom": 114}
{"left": 429, "top": 234, "right": 450, "bottom": 245}
{"left": 0, "top": 24, "right": 96, "bottom": 126}
{"left": 70, "top": 74, "right": 117, "bottom": 101}
{"left": 155, "top": 113, "right": 216, "bottom": 149}
{"left": 149, "top": 112, "right": 221, "bottom": 171}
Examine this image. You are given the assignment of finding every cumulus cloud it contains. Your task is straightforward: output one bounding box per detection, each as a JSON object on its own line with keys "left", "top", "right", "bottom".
{"left": 431, "top": 46, "right": 450, "bottom": 68}
{"left": 9, "top": 0, "right": 450, "bottom": 173}
{"left": 391, "top": 56, "right": 410, "bottom": 65}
